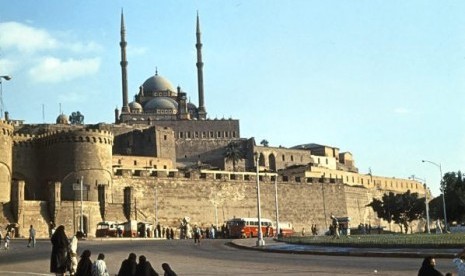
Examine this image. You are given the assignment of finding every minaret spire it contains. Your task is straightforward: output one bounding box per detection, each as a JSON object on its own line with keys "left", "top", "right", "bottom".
{"left": 120, "top": 9, "right": 129, "bottom": 113}
{"left": 196, "top": 11, "right": 207, "bottom": 120}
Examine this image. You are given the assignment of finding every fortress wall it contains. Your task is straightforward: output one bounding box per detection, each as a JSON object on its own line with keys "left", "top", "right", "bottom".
{"left": 35, "top": 129, "right": 114, "bottom": 201}
{"left": 17, "top": 201, "right": 50, "bottom": 238}
{"left": 176, "top": 139, "right": 234, "bottom": 165}
{"left": 0, "top": 121, "right": 14, "bottom": 202}
{"left": 108, "top": 175, "right": 349, "bottom": 233}
{"left": 53, "top": 201, "right": 101, "bottom": 237}
{"left": 13, "top": 135, "right": 41, "bottom": 199}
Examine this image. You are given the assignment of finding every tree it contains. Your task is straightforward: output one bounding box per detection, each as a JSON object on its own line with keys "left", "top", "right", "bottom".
{"left": 260, "top": 139, "right": 269, "bottom": 147}
{"left": 224, "top": 141, "right": 244, "bottom": 172}
{"left": 442, "top": 171, "right": 465, "bottom": 223}
{"left": 367, "top": 190, "right": 424, "bottom": 233}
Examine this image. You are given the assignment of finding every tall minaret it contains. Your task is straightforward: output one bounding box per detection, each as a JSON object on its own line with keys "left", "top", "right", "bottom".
{"left": 120, "top": 10, "right": 129, "bottom": 113}
{"left": 196, "top": 12, "right": 207, "bottom": 120}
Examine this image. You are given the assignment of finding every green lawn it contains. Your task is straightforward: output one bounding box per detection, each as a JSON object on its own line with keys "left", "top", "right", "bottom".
{"left": 281, "top": 233, "right": 465, "bottom": 248}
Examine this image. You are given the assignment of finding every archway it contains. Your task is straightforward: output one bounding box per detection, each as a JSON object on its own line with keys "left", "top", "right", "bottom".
{"left": 268, "top": 154, "right": 276, "bottom": 172}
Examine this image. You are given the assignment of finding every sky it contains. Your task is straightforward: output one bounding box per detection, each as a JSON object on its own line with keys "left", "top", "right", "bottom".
{"left": 1, "top": 1, "right": 464, "bottom": 197}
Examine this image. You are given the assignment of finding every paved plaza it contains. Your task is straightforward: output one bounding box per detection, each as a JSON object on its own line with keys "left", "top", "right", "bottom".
{"left": 0, "top": 237, "right": 460, "bottom": 275}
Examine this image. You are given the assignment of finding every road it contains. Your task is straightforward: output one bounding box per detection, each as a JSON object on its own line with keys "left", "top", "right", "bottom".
{"left": 0, "top": 238, "right": 458, "bottom": 275}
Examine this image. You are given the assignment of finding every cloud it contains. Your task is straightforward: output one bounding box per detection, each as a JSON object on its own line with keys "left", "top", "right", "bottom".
{"left": 0, "top": 21, "right": 102, "bottom": 54}
{"left": 393, "top": 107, "right": 410, "bottom": 114}
{"left": 29, "top": 57, "right": 101, "bottom": 83}
{"left": 0, "top": 22, "right": 59, "bottom": 54}
{"left": 128, "top": 45, "right": 148, "bottom": 56}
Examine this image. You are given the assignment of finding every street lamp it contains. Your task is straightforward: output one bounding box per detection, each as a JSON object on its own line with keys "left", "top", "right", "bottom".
{"left": 409, "top": 175, "right": 430, "bottom": 234}
{"left": 0, "top": 75, "right": 12, "bottom": 119}
{"left": 255, "top": 153, "right": 265, "bottom": 246}
{"left": 422, "top": 160, "right": 447, "bottom": 232}
{"left": 273, "top": 173, "right": 280, "bottom": 237}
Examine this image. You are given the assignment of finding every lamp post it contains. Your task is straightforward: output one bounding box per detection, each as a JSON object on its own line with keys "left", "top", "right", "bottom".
{"left": 0, "top": 75, "right": 12, "bottom": 119}
{"left": 273, "top": 173, "right": 280, "bottom": 237}
{"left": 255, "top": 153, "right": 265, "bottom": 246}
{"left": 409, "top": 175, "right": 430, "bottom": 234}
{"left": 422, "top": 160, "right": 447, "bottom": 232}
{"left": 80, "top": 176, "right": 84, "bottom": 234}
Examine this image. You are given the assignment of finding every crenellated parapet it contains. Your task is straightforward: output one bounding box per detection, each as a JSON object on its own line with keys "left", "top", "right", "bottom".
{"left": 34, "top": 128, "right": 113, "bottom": 147}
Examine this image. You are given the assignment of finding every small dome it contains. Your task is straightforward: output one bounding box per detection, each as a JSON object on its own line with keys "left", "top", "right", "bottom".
{"left": 56, "top": 114, "right": 69, "bottom": 124}
{"left": 129, "top": 101, "right": 143, "bottom": 111}
{"left": 144, "top": 97, "right": 178, "bottom": 110}
{"left": 142, "top": 73, "right": 175, "bottom": 95}
{"left": 187, "top": 102, "right": 197, "bottom": 110}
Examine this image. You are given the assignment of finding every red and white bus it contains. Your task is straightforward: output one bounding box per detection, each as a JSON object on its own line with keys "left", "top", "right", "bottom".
{"left": 226, "top": 218, "right": 275, "bottom": 238}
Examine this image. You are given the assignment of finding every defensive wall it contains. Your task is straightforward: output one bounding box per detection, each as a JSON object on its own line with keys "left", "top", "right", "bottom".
{"left": 0, "top": 120, "right": 14, "bottom": 202}
{"left": 11, "top": 128, "right": 114, "bottom": 201}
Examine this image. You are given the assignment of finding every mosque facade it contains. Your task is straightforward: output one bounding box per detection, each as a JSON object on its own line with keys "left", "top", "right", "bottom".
{"left": 0, "top": 13, "right": 426, "bottom": 238}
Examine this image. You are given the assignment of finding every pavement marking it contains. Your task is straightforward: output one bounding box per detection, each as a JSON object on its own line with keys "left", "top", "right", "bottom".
{"left": 0, "top": 271, "right": 52, "bottom": 275}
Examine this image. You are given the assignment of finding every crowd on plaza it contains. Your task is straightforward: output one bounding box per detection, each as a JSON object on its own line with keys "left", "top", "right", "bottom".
{"left": 49, "top": 224, "right": 178, "bottom": 276}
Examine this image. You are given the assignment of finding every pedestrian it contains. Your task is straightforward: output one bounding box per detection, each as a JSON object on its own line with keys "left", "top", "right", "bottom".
{"left": 170, "top": 227, "right": 174, "bottom": 240}
{"left": 4, "top": 231, "right": 10, "bottom": 250}
{"left": 331, "top": 215, "right": 340, "bottom": 239}
{"left": 75, "top": 249, "right": 92, "bottom": 276}
{"left": 92, "top": 253, "right": 110, "bottom": 276}
{"left": 135, "top": 255, "right": 159, "bottom": 276}
{"left": 0, "top": 227, "right": 3, "bottom": 248}
{"left": 28, "top": 225, "right": 36, "bottom": 248}
{"left": 193, "top": 225, "right": 201, "bottom": 244}
{"left": 418, "top": 256, "right": 444, "bottom": 276}
{"left": 161, "top": 263, "right": 177, "bottom": 276}
{"left": 50, "top": 225, "right": 70, "bottom": 276}
{"left": 118, "top": 252, "right": 137, "bottom": 276}
{"left": 69, "top": 234, "right": 78, "bottom": 276}
{"left": 453, "top": 247, "right": 465, "bottom": 276}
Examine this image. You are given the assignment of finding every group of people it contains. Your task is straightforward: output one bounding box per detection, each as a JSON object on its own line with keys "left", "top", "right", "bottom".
{"left": 0, "top": 227, "right": 11, "bottom": 250}
{"left": 50, "top": 225, "right": 177, "bottom": 276}
{"left": 418, "top": 248, "right": 465, "bottom": 276}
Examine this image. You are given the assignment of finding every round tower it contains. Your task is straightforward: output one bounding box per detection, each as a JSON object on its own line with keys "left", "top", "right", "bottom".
{"left": 37, "top": 128, "right": 114, "bottom": 201}
{"left": 0, "top": 120, "right": 14, "bottom": 202}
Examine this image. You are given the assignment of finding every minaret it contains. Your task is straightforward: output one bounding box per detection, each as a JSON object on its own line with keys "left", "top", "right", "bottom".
{"left": 196, "top": 12, "right": 207, "bottom": 120}
{"left": 120, "top": 10, "right": 130, "bottom": 113}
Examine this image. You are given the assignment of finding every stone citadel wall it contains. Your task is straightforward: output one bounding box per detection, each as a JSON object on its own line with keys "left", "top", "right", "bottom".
{"left": 0, "top": 120, "right": 14, "bottom": 202}
{"left": 11, "top": 128, "right": 114, "bottom": 201}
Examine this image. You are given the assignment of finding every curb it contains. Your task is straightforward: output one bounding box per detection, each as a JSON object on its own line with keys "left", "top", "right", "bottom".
{"left": 227, "top": 241, "right": 457, "bottom": 259}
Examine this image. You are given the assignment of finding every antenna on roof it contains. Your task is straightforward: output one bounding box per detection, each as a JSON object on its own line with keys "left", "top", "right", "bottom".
{"left": 42, "top": 104, "right": 45, "bottom": 123}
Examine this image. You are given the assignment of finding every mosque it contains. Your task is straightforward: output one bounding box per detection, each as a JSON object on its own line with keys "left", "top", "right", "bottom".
{"left": 0, "top": 12, "right": 425, "bottom": 237}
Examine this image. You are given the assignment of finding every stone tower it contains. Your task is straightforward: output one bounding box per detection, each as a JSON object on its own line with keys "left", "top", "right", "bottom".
{"left": 0, "top": 120, "right": 14, "bottom": 202}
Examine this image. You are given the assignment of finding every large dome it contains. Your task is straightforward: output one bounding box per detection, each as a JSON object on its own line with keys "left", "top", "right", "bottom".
{"left": 144, "top": 97, "right": 178, "bottom": 110}
{"left": 142, "top": 73, "right": 175, "bottom": 95}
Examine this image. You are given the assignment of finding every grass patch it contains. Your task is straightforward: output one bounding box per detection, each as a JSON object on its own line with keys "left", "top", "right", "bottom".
{"left": 281, "top": 233, "right": 465, "bottom": 248}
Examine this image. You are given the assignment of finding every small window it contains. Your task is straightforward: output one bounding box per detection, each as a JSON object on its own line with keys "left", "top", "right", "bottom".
{"left": 134, "top": 160, "right": 137, "bottom": 166}
{"left": 164, "top": 135, "right": 167, "bottom": 140}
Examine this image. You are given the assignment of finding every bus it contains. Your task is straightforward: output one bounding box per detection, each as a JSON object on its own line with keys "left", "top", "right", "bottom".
{"left": 226, "top": 218, "right": 275, "bottom": 238}
{"left": 96, "top": 221, "right": 124, "bottom": 237}
{"left": 277, "top": 221, "right": 294, "bottom": 237}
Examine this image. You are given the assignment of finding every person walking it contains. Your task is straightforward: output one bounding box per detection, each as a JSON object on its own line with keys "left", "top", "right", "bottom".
{"left": 28, "top": 225, "right": 36, "bottom": 248}
{"left": 161, "top": 263, "right": 177, "bottom": 276}
{"left": 92, "top": 253, "right": 110, "bottom": 276}
{"left": 418, "top": 256, "right": 444, "bottom": 276}
{"left": 69, "top": 234, "right": 78, "bottom": 275}
{"left": 50, "top": 225, "right": 69, "bottom": 276}
{"left": 118, "top": 252, "right": 137, "bottom": 276}
{"left": 453, "top": 248, "right": 465, "bottom": 276}
{"left": 4, "top": 231, "right": 10, "bottom": 250}
{"left": 75, "top": 249, "right": 92, "bottom": 276}
{"left": 193, "top": 225, "right": 201, "bottom": 244}
{"left": 135, "top": 255, "right": 159, "bottom": 276}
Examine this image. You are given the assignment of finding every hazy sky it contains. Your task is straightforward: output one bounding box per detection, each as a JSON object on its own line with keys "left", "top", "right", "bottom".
{"left": 1, "top": 1, "right": 464, "bottom": 196}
